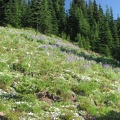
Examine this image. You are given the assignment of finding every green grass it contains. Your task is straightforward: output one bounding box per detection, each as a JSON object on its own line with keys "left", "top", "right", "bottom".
{"left": 0, "top": 26, "right": 120, "bottom": 120}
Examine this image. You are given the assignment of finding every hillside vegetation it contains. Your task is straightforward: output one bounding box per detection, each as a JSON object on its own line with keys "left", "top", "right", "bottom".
{"left": 0, "top": 0, "right": 120, "bottom": 61}
{"left": 0, "top": 27, "right": 120, "bottom": 120}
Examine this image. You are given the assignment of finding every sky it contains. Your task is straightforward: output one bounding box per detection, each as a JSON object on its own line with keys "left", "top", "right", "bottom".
{"left": 65, "top": 0, "right": 120, "bottom": 19}
{"left": 65, "top": 0, "right": 72, "bottom": 11}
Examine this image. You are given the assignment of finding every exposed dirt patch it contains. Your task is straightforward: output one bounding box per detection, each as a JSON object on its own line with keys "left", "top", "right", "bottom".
{"left": 0, "top": 112, "right": 8, "bottom": 120}
{"left": 36, "top": 90, "right": 61, "bottom": 105}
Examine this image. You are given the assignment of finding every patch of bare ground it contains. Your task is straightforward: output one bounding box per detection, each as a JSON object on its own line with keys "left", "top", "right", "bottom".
{"left": 0, "top": 112, "right": 8, "bottom": 120}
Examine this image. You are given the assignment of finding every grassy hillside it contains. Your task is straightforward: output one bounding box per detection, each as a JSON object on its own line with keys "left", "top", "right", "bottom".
{"left": 0, "top": 27, "right": 120, "bottom": 120}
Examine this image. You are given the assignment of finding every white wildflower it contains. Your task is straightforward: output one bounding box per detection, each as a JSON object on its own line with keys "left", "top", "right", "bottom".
{"left": 15, "top": 102, "right": 26, "bottom": 105}
{"left": 27, "top": 112, "right": 34, "bottom": 116}
{"left": 81, "top": 76, "right": 91, "bottom": 81}
{"left": 46, "top": 52, "right": 50, "bottom": 56}
{"left": 26, "top": 52, "right": 29, "bottom": 55}
{"left": 28, "top": 63, "right": 30, "bottom": 67}
{"left": 74, "top": 113, "right": 79, "bottom": 117}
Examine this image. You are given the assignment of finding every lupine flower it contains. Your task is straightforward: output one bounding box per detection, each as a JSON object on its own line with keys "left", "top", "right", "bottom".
{"left": 102, "top": 64, "right": 111, "bottom": 69}
{"left": 65, "top": 53, "right": 84, "bottom": 62}
{"left": 118, "top": 87, "right": 120, "bottom": 91}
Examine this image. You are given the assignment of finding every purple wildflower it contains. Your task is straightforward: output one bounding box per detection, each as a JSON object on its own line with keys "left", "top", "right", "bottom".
{"left": 102, "top": 64, "right": 111, "bottom": 69}
{"left": 85, "top": 61, "right": 91, "bottom": 68}
{"left": 63, "top": 52, "right": 84, "bottom": 62}
{"left": 118, "top": 87, "right": 120, "bottom": 91}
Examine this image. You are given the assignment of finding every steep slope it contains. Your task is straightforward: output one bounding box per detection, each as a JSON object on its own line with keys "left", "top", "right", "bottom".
{"left": 0, "top": 27, "right": 120, "bottom": 120}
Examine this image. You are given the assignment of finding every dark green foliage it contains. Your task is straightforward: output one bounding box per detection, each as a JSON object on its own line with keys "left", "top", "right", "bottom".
{"left": 68, "top": 2, "right": 78, "bottom": 40}
{"left": 52, "top": 0, "right": 66, "bottom": 36}
{"left": 4, "top": 0, "right": 22, "bottom": 27}
{"left": 48, "top": 0, "right": 59, "bottom": 35}
{"left": 0, "top": 0, "right": 9, "bottom": 25}
{"left": 21, "top": 0, "right": 34, "bottom": 28}
{"left": 93, "top": 0, "right": 99, "bottom": 23}
{"left": 98, "top": 6, "right": 113, "bottom": 56}
{"left": 112, "top": 46, "right": 120, "bottom": 61}
{"left": 33, "top": 0, "right": 52, "bottom": 34}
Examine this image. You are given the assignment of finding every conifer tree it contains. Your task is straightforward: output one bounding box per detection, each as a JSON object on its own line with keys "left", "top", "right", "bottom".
{"left": 4, "top": 0, "right": 22, "bottom": 28}
{"left": 113, "top": 17, "right": 120, "bottom": 61}
{"left": 93, "top": 0, "right": 99, "bottom": 23}
{"left": 98, "top": 6, "right": 113, "bottom": 56}
{"left": 86, "top": 0, "right": 98, "bottom": 50}
{"left": 68, "top": 0, "right": 89, "bottom": 41}
{"left": 0, "top": 0, "right": 9, "bottom": 26}
{"left": 0, "top": 0, "right": 4, "bottom": 25}
{"left": 23, "top": 0, "right": 36, "bottom": 28}
{"left": 33, "top": 0, "right": 52, "bottom": 34}
{"left": 87, "top": 0, "right": 95, "bottom": 27}
{"left": 117, "top": 17, "right": 120, "bottom": 39}
{"left": 104, "top": 6, "right": 113, "bottom": 56}
{"left": 68, "top": 1, "right": 79, "bottom": 40}
{"left": 75, "top": 33, "right": 83, "bottom": 48}
{"left": 109, "top": 7, "right": 119, "bottom": 56}
{"left": 48, "top": 0, "right": 59, "bottom": 35}
{"left": 96, "top": 4, "right": 104, "bottom": 53}
{"left": 78, "top": 9, "right": 90, "bottom": 39}
{"left": 90, "top": 21, "right": 99, "bottom": 51}
{"left": 52, "top": 0, "right": 66, "bottom": 36}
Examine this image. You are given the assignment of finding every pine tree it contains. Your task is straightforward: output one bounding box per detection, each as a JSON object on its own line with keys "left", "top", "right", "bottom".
{"left": 78, "top": 9, "right": 90, "bottom": 38}
{"left": 87, "top": 0, "right": 95, "bottom": 27}
{"left": 68, "top": 1, "right": 79, "bottom": 40}
{"left": 86, "top": 0, "right": 99, "bottom": 50}
{"left": 113, "top": 17, "right": 120, "bottom": 61}
{"left": 0, "top": 0, "right": 9, "bottom": 26}
{"left": 48, "top": 0, "right": 59, "bottom": 35}
{"left": 4, "top": 0, "right": 22, "bottom": 28}
{"left": 23, "top": 0, "right": 36, "bottom": 28}
{"left": 109, "top": 7, "right": 119, "bottom": 56}
{"left": 75, "top": 33, "right": 83, "bottom": 48}
{"left": 97, "top": 6, "right": 113, "bottom": 56}
{"left": 90, "top": 21, "right": 99, "bottom": 51}
{"left": 96, "top": 4, "right": 104, "bottom": 53}
{"left": 93, "top": 0, "right": 99, "bottom": 23}
{"left": 68, "top": 0, "right": 89, "bottom": 41}
{"left": 0, "top": 0, "right": 4, "bottom": 25}
{"left": 74, "top": 0, "right": 87, "bottom": 17}
{"left": 104, "top": 6, "right": 113, "bottom": 56}
{"left": 33, "top": 0, "right": 52, "bottom": 34}
{"left": 52, "top": 0, "right": 66, "bottom": 36}
{"left": 117, "top": 17, "right": 120, "bottom": 39}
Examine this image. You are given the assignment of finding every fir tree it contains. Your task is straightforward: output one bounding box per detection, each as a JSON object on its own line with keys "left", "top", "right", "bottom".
{"left": 113, "top": 17, "right": 120, "bottom": 61}
{"left": 21, "top": 0, "right": 31, "bottom": 27}
{"left": 48, "top": 0, "right": 59, "bottom": 35}
{"left": 4, "top": 0, "right": 22, "bottom": 28}
{"left": 33, "top": 0, "right": 52, "bottom": 34}
{"left": 98, "top": 6, "right": 113, "bottom": 56}
{"left": 96, "top": 5, "right": 105, "bottom": 53}
{"left": 93, "top": 0, "right": 99, "bottom": 23}
{"left": 0, "top": 0, "right": 9, "bottom": 26}
{"left": 68, "top": 1, "right": 79, "bottom": 40}
{"left": 52, "top": 0, "right": 66, "bottom": 36}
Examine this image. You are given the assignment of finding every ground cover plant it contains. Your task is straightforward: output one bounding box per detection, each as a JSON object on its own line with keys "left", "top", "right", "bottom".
{"left": 0, "top": 27, "right": 120, "bottom": 120}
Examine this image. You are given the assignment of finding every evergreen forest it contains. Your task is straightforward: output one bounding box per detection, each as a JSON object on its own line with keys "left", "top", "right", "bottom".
{"left": 0, "top": 0, "right": 120, "bottom": 61}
